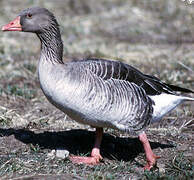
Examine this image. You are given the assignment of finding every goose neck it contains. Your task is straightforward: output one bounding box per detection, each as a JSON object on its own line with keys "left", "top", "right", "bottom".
{"left": 37, "top": 27, "right": 64, "bottom": 64}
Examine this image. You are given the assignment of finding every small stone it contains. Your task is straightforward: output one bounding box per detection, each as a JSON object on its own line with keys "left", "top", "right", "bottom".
{"left": 56, "top": 149, "right": 69, "bottom": 159}
{"left": 157, "top": 163, "right": 165, "bottom": 174}
{"left": 47, "top": 149, "right": 56, "bottom": 157}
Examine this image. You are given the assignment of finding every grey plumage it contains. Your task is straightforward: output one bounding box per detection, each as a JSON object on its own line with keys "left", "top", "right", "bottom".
{"left": 39, "top": 59, "right": 154, "bottom": 132}
{"left": 9, "top": 7, "right": 194, "bottom": 134}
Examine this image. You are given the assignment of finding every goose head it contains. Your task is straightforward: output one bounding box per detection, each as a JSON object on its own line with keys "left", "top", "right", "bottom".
{"left": 2, "top": 7, "right": 63, "bottom": 63}
{"left": 2, "top": 7, "right": 59, "bottom": 34}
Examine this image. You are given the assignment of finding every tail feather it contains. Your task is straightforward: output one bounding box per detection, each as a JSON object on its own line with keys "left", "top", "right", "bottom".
{"left": 144, "top": 74, "right": 194, "bottom": 94}
{"left": 164, "top": 83, "right": 194, "bottom": 93}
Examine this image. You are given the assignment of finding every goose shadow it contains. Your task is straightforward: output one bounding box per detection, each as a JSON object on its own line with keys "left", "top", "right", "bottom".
{"left": 0, "top": 128, "right": 174, "bottom": 162}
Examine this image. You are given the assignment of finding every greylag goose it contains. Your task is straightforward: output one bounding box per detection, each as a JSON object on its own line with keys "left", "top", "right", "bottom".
{"left": 2, "top": 7, "right": 194, "bottom": 170}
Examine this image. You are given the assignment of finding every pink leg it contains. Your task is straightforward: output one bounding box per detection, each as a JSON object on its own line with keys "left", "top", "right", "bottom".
{"left": 139, "top": 132, "right": 160, "bottom": 170}
{"left": 70, "top": 128, "right": 103, "bottom": 165}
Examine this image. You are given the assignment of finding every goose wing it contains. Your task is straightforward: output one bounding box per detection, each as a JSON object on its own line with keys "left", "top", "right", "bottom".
{"left": 79, "top": 58, "right": 193, "bottom": 95}
{"left": 66, "top": 58, "right": 192, "bottom": 131}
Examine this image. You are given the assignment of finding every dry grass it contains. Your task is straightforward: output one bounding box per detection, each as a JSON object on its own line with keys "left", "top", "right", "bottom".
{"left": 0, "top": 0, "right": 194, "bottom": 179}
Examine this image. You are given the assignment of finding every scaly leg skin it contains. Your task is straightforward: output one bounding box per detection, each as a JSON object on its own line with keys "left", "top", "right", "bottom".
{"left": 139, "top": 132, "right": 160, "bottom": 170}
{"left": 70, "top": 128, "right": 103, "bottom": 165}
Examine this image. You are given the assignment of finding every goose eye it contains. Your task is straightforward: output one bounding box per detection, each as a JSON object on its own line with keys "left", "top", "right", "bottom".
{"left": 26, "top": 13, "right": 32, "bottom": 18}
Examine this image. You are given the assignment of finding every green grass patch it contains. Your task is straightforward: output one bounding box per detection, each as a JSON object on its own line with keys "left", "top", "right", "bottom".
{"left": 0, "top": 84, "right": 36, "bottom": 99}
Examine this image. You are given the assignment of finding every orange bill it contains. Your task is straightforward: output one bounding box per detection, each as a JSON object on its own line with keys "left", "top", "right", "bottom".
{"left": 2, "top": 16, "right": 22, "bottom": 31}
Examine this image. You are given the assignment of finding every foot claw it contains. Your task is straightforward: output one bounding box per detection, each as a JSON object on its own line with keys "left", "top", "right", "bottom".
{"left": 144, "top": 154, "right": 160, "bottom": 170}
